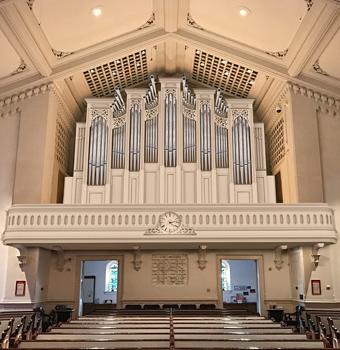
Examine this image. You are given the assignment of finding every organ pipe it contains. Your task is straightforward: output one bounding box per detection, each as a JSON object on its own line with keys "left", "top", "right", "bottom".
{"left": 87, "top": 116, "right": 108, "bottom": 185}
{"left": 215, "top": 89, "right": 228, "bottom": 117}
{"left": 112, "top": 125, "right": 125, "bottom": 169}
{"left": 215, "top": 125, "right": 228, "bottom": 168}
{"left": 232, "top": 116, "right": 252, "bottom": 185}
{"left": 164, "top": 93, "right": 177, "bottom": 167}
{"left": 200, "top": 103, "right": 212, "bottom": 171}
{"left": 129, "top": 102, "right": 141, "bottom": 171}
{"left": 145, "top": 116, "right": 158, "bottom": 163}
{"left": 183, "top": 116, "right": 196, "bottom": 163}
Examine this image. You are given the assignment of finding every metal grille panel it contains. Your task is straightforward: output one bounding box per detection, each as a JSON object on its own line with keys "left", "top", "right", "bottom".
{"left": 192, "top": 50, "right": 258, "bottom": 98}
{"left": 84, "top": 50, "right": 148, "bottom": 97}
{"left": 268, "top": 117, "right": 285, "bottom": 169}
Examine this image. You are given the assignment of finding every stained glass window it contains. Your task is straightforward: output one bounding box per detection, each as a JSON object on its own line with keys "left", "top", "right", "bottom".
{"left": 105, "top": 261, "right": 118, "bottom": 292}
{"left": 221, "top": 260, "right": 231, "bottom": 291}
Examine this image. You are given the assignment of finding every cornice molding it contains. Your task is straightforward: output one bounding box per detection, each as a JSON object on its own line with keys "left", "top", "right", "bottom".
{"left": 0, "top": 81, "right": 79, "bottom": 126}
{"left": 261, "top": 80, "right": 340, "bottom": 129}
{"left": 287, "top": 81, "right": 340, "bottom": 118}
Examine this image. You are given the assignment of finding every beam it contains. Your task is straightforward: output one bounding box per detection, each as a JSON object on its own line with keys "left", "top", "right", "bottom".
{"left": 287, "top": 1, "right": 340, "bottom": 77}
{"left": 164, "top": 0, "right": 179, "bottom": 32}
{"left": 0, "top": 3, "right": 52, "bottom": 76}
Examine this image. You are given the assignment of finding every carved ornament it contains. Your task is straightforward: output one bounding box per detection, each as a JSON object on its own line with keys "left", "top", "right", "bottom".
{"left": 231, "top": 108, "right": 249, "bottom": 120}
{"left": 214, "top": 115, "right": 228, "bottom": 128}
{"left": 145, "top": 106, "right": 158, "bottom": 120}
{"left": 183, "top": 106, "right": 196, "bottom": 120}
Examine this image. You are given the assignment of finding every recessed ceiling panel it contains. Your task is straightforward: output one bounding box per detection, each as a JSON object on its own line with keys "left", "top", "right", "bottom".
{"left": 0, "top": 29, "right": 22, "bottom": 79}
{"left": 318, "top": 29, "right": 340, "bottom": 79}
{"left": 33, "top": 0, "right": 153, "bottom": 52}
{"left": 189, "top": 0, "right": 307, "bottom": 52}
{"left": 84, "top": 50, "right": 148, "bottom": 97}
{"left": 192, "top": 50, "right": 258, "bottom": 98}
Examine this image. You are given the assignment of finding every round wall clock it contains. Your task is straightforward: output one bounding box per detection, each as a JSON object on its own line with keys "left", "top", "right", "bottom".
{"left": 159, "top": 211, "right": 181, "bottom": 233}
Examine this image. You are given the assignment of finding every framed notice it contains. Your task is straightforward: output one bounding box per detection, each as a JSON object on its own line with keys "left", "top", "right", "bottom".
{"left": 311, "top": 280, "right": 321, "bottom": 295}
{"left": 15, "top": 280, "right": 26, "bottom": 296}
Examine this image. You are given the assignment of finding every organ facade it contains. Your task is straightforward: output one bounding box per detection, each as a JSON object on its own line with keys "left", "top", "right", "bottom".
{"left": 64, "top": 76, "right": 275, "bottom": 206}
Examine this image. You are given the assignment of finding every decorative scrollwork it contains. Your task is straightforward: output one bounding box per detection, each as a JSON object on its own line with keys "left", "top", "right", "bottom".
{"left": 214, "top": 116, "right": 228, "bottom": 128}
{"left": 138, "top": 13, "right": 156, "bottom": 30}
{"left": 199, "top": 100, "right": 211, "bottom": 108}
{"left": 26, "top": 0, "right": 34, "bottom": 10}
{"left": 52, "top": 48, "right": 74, "bottom": 59}
{"left": 131, "top": 98, "right": 142, "bottom": 107}
{"left": 183, "top": 106, "right": 196, "bottom": 120}
{"left": 231, "top": 108, "right": 249, "bottom": 120}
{"left": 313, "top": 59, "right": 329, "bottom": 76}
{"left": 305, "top": 0, "right": 313, "bottom": 11}
{"left": 187, "top": 13, "right": 204, "bottom": 30}
{"left": 11, "top": 59, "right": 28, "bottom": 76}
{"left": 112, "top": 115, "right": 127, "bottom": 128}
{"left": 265, "top": 49, "right": 288, "bottom": 59}
{"left": 90, "top": 108, "right": 109, "bottom": 120}
{"left": 145, "top": 106, "right": 158, "bottom": 120}
{"left": 165, "top": 88, "right": 176, "bottom": 96}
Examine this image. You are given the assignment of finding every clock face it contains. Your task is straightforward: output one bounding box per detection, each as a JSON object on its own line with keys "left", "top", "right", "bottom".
{"left": 159, "top": 212, "right": 181, "bottom": 233}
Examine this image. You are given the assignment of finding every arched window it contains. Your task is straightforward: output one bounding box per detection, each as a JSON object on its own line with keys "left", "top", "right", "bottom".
{"left": 105, "top": 260, "right": 118, "bottom": 292}
{"left": 221, "top": 260, "right": 231, "bottom": 291}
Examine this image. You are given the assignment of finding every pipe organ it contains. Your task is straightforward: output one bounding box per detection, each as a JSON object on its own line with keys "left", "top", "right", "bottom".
{"left": 64, "top": 76, "right": 275, "bottom": 205}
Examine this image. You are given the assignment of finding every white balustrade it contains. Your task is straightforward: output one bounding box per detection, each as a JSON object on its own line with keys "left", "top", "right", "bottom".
{"left": 3, "top": 204, "right": 337, "bottom": 247}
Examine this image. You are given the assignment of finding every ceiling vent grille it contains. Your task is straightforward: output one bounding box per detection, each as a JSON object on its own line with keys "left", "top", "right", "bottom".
{"left": 84, "top": 50, "right": 148, "bottom": 97}
{"left": 192, "top": 50, "right": 258, "bottom": 98}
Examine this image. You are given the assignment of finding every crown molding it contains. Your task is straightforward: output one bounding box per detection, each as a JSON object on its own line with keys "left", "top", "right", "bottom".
{"left": 287, "top": 81, "right": 340, "bottom": 118}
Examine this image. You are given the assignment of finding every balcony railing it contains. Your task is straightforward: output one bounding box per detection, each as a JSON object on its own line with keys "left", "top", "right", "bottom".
{"left": 2, "top": 203, "right": 337, "bottom": 247}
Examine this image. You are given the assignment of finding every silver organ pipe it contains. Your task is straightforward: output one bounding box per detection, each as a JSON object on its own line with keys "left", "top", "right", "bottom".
{"left": 87, "top": 116, "right": 108, "bottom": 185}
{"left": 232, "top": 116, "right": 252, "bottom": 185}
{"left": 112, "top": 125, "right": 125, "bottom": 169}
{"left": 183, "top": 116, "right": 196, "bottom": 163}
{"left": 182, "top": 76, "right": 197, "bottom": 163}
{"left": 145, "top": 117, "right": 158, "bottom": 163}
{"left": 215, "top": 89, "right": 228, "bottom": 118}
{"left": 164, "top": 92, "right": 177, "bottom": 167}
{"left": 215, "top": 125, "right": 228, "bottom": 168}
{"left": 129, "top": 102, "right": 141, "bottom": 171}
{"left": 144, "top": 75, "right": 159, "bottom": 163}
{"left": 200, "top": 103, "right": 212, "bottom": 171}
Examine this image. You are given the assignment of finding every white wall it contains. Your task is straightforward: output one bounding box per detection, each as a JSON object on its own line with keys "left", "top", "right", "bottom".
{"left": 222, "top": 259, "right": 258, "bottom": 303}
{"left": 83, "top": 260, "right": 117, "bottom": 304}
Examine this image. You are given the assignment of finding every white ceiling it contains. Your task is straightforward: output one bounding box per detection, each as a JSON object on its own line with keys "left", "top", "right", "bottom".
{"left": 189, "top": 0, "right": 308, "bottom": 52}
{"left": 0, "top": 0, "right": 339, "bottom": 114}
{"left": 32, "top": 0, "right": 153, "bottom": 52}
{"left": 0, "top": 28, "right": 22, "bottom": 78}
{"left": 318, "top": 28, "right": 340, "bottom": 79}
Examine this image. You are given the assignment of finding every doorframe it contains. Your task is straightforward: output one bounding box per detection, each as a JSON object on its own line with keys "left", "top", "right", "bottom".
{"left": 83, "top": 275, "right": 96, "bottom": 303}
{"left": 75, "top": 254, "right": 123, "bottom": 316}
{"left": 216, "top": 254, "right": 265, "bottom": 315}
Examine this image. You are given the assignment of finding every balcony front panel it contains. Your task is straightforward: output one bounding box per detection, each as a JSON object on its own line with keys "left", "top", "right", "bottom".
{"left": 2, "top": 203, "right": 337, "bottom": 249}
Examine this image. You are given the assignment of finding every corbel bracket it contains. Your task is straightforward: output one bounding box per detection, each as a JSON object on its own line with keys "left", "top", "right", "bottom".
{"left": 15, "top": 244, "right": 28, "bottom": 268}
{"left": 52, "top": 246, "right": 65, "bottom": 271}
{"left": 274, "top": 245, "right": 288, "bottom": 270}
{"left": 197, "top": 245, "right": 207, "bottom": 270}
{"left": 132, "top": 246, "right": 142, "bottom": 271}
{"left": 312, "top": 243, "right": 324, "bottom": 269}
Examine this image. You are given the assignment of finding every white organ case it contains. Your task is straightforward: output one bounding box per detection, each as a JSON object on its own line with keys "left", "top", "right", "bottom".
{"left": 64, "top": 76, "right": 276, "bottom": 205}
